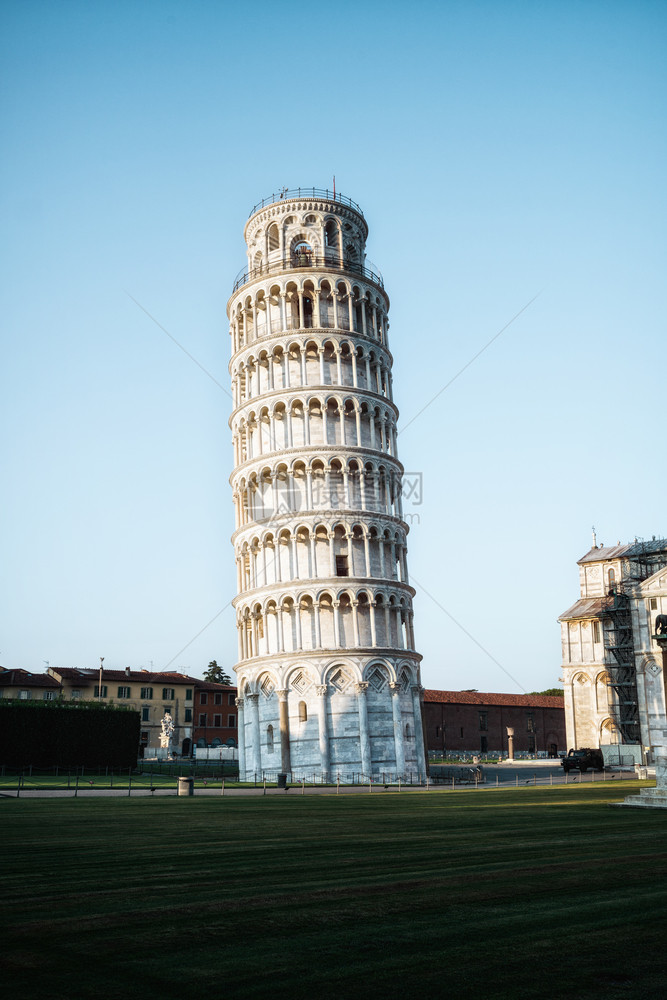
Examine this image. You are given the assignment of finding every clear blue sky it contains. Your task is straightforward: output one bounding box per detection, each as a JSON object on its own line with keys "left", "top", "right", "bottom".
{"left": 1, "top": 0, "right": 665, "bottom": 692}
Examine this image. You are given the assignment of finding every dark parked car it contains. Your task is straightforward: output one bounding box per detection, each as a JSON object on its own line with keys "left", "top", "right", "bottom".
{"left": 561, "top": 748, "right": 604, "bottom": 772}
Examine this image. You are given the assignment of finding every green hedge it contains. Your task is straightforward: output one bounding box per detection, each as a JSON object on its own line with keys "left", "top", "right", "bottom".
{"left": 0, "top": 700, "right": 140, "bottom": 768}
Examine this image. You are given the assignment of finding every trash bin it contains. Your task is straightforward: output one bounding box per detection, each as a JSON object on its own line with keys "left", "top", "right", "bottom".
{"left": 277, "top": 773, "right": 288, "bottom": 789}
{"left": 178, "top": 776, "right": 194, "bottom": 796}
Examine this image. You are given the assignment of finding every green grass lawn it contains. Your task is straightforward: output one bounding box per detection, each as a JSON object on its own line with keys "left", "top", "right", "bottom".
{"left": 2, "top": 783, "right": 666, "bottom": 1000}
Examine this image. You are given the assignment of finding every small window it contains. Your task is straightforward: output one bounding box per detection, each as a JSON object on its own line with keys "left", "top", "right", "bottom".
{"left": 140, "top": 686, "right": 153, "bottom": 699}
{"left": 526, "top": 713, "right": 535, "bottom": 733}
{"left": 198, "top": 713, "right": 207, "bottom": 726}
{"left": 649, "top": 598, "right": 658, "bottom": 611}
{"left": 214, "top": 714, "right": 222, "bottom": 727}
{"left": 480, "top": 735, "right": 488, "bottom": 753}
{"left": 267, "top": 724, "right": 274, "bottom": 753}
{"left": 405, "top": 722, "right": 412, "bottom": 740}
{"left": 163, "top": 705, "right": 172, "bottom": 716}
{"left": 162, "top": 687, "right": 175, "bottom": 700}
{"left": 214, "top": 692, "right": 222, "bottom": 705}
{"left": 117, "top": 686, "right": 131, "bottom": 699}
{"left": 229, "top": 694, "right": 235, "bottom": 705}
{"left": 607, "top": 569, "right": 616, "bottom": 592}
{"left": 184, "top": 708, "right": 192, "bottom": 723}
{"left": 593, "top": 621, "right": 601, "bottom": 643}
{"left": 336, "top": 555, "right": 349, "bottom": 577}
{"left": 43, "top": 691, "right": 56, "bottom": 701}
{"left": 141, "top": 707, "right": 150, "bottom": 722}
{"left": 94, "top": 685, "right": 108, "bottom": 697}
{"left": 479, "top": 711, "right": 488, "bottom": 731}
{"left": 71, "top": 689, "right": 81, "bottom": 700}
{"left": 185, "top": 688, "right": 193, "bottom": 700}
{"left": 200, "top": 692, "right": 208, "bottom": 705}
{"left": 18, "top": 689, "right": 31, "bottom": 700}
{"left": 268, "top": 224, "right": 279, "bottom": 251}
{"left": 228, "top": 714, "right": 236, "bottom": 727}
{"left": 140, "top": 731, "right": 149, "bottom": 746}
{"left": 299, "top": 701, "right": 307, "bottom": 723}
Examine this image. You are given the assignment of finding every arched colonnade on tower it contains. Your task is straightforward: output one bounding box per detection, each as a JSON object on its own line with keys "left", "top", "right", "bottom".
{"left": 230, "top": 275, "right": 388, "bottom": 353}
{"left": 232, "top": 393, "right": 399, "bottom": 465}
{"left": 235, "top": 519, "right": 410, "bottom": 592}
{"left": 231, "top": 337, "right": 393, "bottom": 406}
{"left": 235, "top": 585, "right": 416, "bottom": 660}
{"left": 232, "top": 457, "right": 404, "bottom": 525}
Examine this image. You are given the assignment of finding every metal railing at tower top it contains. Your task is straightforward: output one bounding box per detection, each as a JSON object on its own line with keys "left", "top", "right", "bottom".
{"left": 232, "top": 253, "right": 384, "bottom": 293}
{"left": 248, "top": 188, "right": 365, "bottom": 218}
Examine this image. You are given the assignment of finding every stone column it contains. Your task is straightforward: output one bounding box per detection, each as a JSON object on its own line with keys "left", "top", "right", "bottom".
{"left": 277, "top": 604, "right": 285, "bottom": 652}
{"left": 389, "top": 682, "right": 406, "bottom": 777}
{"left": 277, "top": 689, "right": 291, "bottom": 774}
{"left": 246, "top": 693, "right": 261, "bottom": 777}
{"left": 369, "top": 601, "right": 378, "bottom": 646}
{"left": 236, "top": 696, "right": 246, "bottom": 779}
{"left": 356, "top": 681, "right": 372, "bottom": 777}
{"left": 316, "top": 684, "right": 330, "bottom": 776}
{"left": 351, "top": 599, "right": 361, "bottom": 646}
{"left": 332, "top": 600, "right": 341, "bottom": 647}
{"left": 411, "top": 685, "right": 427, "bottom": 781}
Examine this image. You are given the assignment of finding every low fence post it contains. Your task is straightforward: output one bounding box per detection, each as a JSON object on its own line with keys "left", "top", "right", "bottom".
{"left": 75, "top": 775, "right": 79, "bottom": 798}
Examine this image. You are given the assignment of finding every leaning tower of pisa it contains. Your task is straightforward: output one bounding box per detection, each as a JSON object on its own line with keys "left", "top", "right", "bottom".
{"left": 227, "top": 187, "right": 426, "bottom": 783}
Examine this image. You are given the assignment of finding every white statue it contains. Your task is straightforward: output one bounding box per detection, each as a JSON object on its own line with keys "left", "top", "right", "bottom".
{"left": 160, "top": 711, "right": 174, "bottom": 753}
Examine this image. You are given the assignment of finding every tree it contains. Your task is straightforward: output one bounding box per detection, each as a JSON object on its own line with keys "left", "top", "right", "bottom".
{"left": 529, "top": 688, "right": 564, "bottom": 697}
{"left": 203, "top": 660, "right": 232, "bottom": 685}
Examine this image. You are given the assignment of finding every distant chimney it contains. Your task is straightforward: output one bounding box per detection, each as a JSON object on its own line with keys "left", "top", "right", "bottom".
{"left": 125, "top": 667, "right": 131, "bottom": 677}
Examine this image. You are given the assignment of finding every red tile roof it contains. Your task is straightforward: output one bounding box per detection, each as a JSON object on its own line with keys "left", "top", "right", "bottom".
{"left": 423, "top": 689, "right": 564, "bottom": 709}
{"left": 50, "top": 667, "right": 199, "bottom": 684}
{"left": 0, "top": 669, "right": 61, "bottom": 688}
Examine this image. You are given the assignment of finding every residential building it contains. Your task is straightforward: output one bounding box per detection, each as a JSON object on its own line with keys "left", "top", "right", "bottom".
{"left": 48, "top": 667, "right": 198, "bottom": 756}
{"left": 423, "top": 689, "right": 565, "bottom": 756}
{"left": 0, "top": 667, "right": 62, "bottom": 701}
{"left": 193, "top": 681, "right": 238, "bottom": 748}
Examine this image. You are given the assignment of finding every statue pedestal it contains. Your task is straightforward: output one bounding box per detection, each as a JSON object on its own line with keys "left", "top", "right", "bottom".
{"left": 621, "top": 753, "right": 667, "bottom": 809}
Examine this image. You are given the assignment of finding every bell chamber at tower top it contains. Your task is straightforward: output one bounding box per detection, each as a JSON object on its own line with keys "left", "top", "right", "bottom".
{"left": 227, "top": 193, "right": 390, "bottom": 354}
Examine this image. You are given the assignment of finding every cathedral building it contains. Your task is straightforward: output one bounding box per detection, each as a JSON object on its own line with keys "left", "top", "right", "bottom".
{"left": 227, "top": 188, "right": 427, "bottom": 782}
{"left": 559, "top": 536, "right": 667, "bottom": 762}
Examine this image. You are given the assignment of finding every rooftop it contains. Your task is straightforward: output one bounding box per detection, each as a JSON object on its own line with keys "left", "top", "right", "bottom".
{"left": 578, "top": 537, "right": 667, "bottom": 564}
{"left": 0, "top": 668, "right": 61, "bottom": 688}
{"left": 423, "top": 689, "right": 564, "bottom": 709}
{"left": 558, "top": 597, "right": 608, "bottom": 622}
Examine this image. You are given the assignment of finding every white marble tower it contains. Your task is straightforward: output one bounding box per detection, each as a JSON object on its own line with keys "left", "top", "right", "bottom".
{"left": 227, "top": 188, "right": 426, "bottom": 782}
